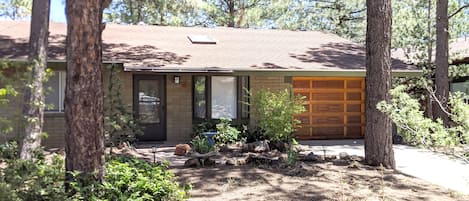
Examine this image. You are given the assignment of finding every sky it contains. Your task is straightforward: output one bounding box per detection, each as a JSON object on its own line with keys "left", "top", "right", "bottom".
{"left": 50, "top": 0, "right": 66, "bottom": 23}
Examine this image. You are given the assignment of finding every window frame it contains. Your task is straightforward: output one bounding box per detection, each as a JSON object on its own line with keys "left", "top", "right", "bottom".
{"left": 44, "top": 71, "right": 66, "bottom": 113}
{"left": 192, "top": 75, "right": 249, "bottom": 121}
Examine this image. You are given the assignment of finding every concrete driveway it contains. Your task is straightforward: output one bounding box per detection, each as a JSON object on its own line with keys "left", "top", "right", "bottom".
{"left": 300, "top": 140, "right": 469, "bottom": 195}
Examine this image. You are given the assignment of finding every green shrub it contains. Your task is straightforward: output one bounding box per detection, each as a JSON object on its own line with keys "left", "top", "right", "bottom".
{"left": 252, "top": 88, "right": 306, "bottom": 143}
{"left": 192, "top": 120, "right": 217, "bottom": 138}
{"left": 214, "top": 118, "right": 240, "bottom": 144}
{"left": 96, "top": 155, "right": 189, "bottom": 201}
{"left": 105, "top": 65, "right": 143, "bottom": 148}
{"left": 0, "top": 141, "right": 17, "bottom": 159}
{"left": 191, "top": 136, "right": 215, "bottom": 154}
{"left": 0, "top": 154, "right": 67, "bottom": 201}
{"left": 0, "top": 143, "right": 189, "bottom": 201}
{"left": 378, "top": 85, "right": 469, "bottom": 147}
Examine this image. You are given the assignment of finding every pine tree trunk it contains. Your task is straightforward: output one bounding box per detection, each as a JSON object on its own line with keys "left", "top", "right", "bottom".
{"left": 20, "top": 0, "right": 50, "bottom": 160}
{"left": 364, "top": 0, "right": 395, "bottom": 169}
{"left": 65, "top": 0, "right": 110, "bottom": 182}
{"left": 434, "top": 0, "right": 450, "bottom": 126}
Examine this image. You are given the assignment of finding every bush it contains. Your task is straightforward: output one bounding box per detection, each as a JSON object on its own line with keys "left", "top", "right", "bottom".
{"left": 191, "top": 136, "right": 215, "bottom": 154}
{"left": 0, "top": 143, "right": 189, "bottom": 201}
{"left": 378, "top": 85, "right": 469, "bottom": 147}
{"left": 252, "top": 88, "right": 306, "bottom": 143}
{"left": 214, "top": 118, "right": 240, "bottom": 144}
{"left": 96, "top": 155, "right": 189, "bottom": 200}
{"left": 192, "top": 121, "right": 217, "bottom": 138}
{"left": 105, "top": 65, "right": 143, "bottom": 148}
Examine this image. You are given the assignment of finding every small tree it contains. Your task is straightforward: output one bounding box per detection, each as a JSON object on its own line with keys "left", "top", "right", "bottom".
{"left": 378, "top": 85, "right": 469, "bottom": 147}
{"left": 252, "top": 88, "right": 305, "bottom": 143}
{"left": 104, "top": 65, "right": 142, "bottom": 152}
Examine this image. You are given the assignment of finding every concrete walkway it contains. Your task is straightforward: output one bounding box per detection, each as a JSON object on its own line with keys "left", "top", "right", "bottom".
{"left": 300, "top": 140, "right": 469, "bottom": 195}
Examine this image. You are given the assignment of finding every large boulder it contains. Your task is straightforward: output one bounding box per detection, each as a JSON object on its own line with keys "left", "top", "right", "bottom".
{"left": 174, "top": 144, "right": 191, "bottom": 156}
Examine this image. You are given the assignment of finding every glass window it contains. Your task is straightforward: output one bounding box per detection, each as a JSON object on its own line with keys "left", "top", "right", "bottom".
{"left": 193, "top": 76, "right": 206, "bottom": 119}
{"left": 44, "top": 71, "right": 65, "bottom": 112}
{"left": 211, "top": 76, "right": 237, "bottom": 119}
{"left": 192, "top": 75, "right": 249, "bottom": 120}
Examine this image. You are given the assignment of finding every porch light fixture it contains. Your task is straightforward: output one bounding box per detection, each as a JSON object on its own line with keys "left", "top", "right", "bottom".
{"left": 173, "top": 75, "right": 181, "bottom": 84}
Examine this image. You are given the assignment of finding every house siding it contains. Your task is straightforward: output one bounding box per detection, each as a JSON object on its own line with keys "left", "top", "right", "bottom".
{"left": 249, "top": 75, "right": 292, "bottom": 126}
{"left": 1, "top": 71, "right": 296, "bottom": 148}
{"left": 165, "top": 74, "right": 193, "bottom": 141}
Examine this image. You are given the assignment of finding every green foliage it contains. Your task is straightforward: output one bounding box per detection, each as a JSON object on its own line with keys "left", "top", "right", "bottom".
{"left": 95, "top": 155, "right": 189, "bottom": 201}
{"left": 214, "top": 118, "right": 240, "bottom": 144}
{"left": 0, "top": 60, "right": 24, "bottom": 137}
{"left": 192, "top": 120, "right": 217, "bottom": 138}
{"left": 378, "top": 85, "right": 469, "bottom": 147}
{"left": 190, "top": 135, "right": 215, "bottom": 154}
{"left": 252, "top": 88, "right": 305, "bottom": 143}
{"left": 0, "top": 153, "right": 67, "bottom": 201}
{"left": 0, "top": 143, "right": 189, "bottom": 201}
{"left": 286, "top": 149, "right": 298, "bottom": 166}
{"left": 105, "top": 65, "right": 143, "bottom": 147}
{"left": 104, "top": 0, "right": 199, "bottom": 26}
{"left": 0, "top": 141, "right": 17, "bottom": 159}
{"left": 0, "top": 0, "right": 31, "bottom": 20}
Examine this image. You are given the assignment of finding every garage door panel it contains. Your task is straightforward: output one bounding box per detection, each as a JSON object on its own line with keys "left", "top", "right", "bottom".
{"left": 347, "top": 92, "right": 362, "bottom": 100}
{"left": 347, "top": 80, "right": 362, "bottom": 88}
{"left": 312, "top": 80, "right": 343, "bottom": 88}
{"left": 293, "top": 77, "right": 365, "bottom": 139}
{"left": 347, "top": 104, "right": 361, "bottom": 112}
{"left": 293, "top": 80, "right": 310, "bottom": 88}
{"left": 311, "top": 116, "right": 343, "bottom": 124}
{"left": 312, "top": 93, "right": 344, "bottom": 101}
{"left": 312, "top": 127, "right": 343, "bottom": 136}
{"left": 347, "top": 116, "right": 362, "bottom": 124}
{"left": 312, "top": 104, "right": 344, "bottom": 113}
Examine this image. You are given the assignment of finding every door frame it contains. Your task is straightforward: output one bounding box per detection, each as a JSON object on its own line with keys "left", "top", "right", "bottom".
{"left": 132, "top": 74, "right": 167, "bottom": 141}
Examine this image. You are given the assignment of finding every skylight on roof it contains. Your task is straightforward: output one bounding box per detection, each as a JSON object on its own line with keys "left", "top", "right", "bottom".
{"left": 187, "top": 35, "right": 217, "bottom": 44}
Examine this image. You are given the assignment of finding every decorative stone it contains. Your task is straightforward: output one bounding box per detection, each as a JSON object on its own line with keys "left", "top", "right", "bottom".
{"left": 184, "top": 158, "right": 201, "bottom": 167}
{"left": 332, "top": 159, "right": 349, "bottom": 166}
{"left": 175, "top": 144, "right": 191, "bottom": 156}
{"left": 338, "top": 152, "right": 349, "bottom": 160}
{"left": 242, "top": 140, "right": 270, "bottom": 153}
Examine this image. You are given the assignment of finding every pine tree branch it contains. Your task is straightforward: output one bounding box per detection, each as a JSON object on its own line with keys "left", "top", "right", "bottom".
{"left": 448, "top": 4, "right": 469, "bottom": 19}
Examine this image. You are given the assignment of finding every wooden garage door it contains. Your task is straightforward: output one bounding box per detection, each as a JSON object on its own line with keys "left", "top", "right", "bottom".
{"left": 293, "top": 77, "right": 365, "bottom": 139}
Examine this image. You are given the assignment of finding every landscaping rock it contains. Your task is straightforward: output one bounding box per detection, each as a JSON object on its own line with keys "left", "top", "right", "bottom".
{"left": 269, "top": 141, "right": 291, "bottom": 152}
{"left": 338, "top": 152, "right": 349, "bottom": 160}
{"left": 174, "top": 144, "right": 191, "bottom": 156}
{"left": 332, "top": 159, "right": 349, "bottom": 166}
{"left": 242, "top": 140, "right": 270, "bottom": 153}
{"left": 225, "top": 156, "right": 250, "bottom": 166}
{"left": 184, "top": 158, "right": 201, "bottom": 167}
{"left": 219, "top": 143, "right": 243, "bottom": 153}
{"left": 300, "top": 152, "right": 321, "bottom": 162}
{"left": 249, "top": 153, "right": 280, "bottom": 164}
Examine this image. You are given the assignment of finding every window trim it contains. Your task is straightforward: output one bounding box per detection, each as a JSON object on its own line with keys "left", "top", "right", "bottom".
{"left": 45, "top": 71, "right": 66, "bottom": 113}
{"left": 192, "top": 75, "right": 249, "bottom": 121}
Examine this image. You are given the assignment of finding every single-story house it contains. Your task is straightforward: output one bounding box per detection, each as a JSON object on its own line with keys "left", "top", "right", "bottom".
{"left": 0, "top": 20, "right": 420, "bottom": 148}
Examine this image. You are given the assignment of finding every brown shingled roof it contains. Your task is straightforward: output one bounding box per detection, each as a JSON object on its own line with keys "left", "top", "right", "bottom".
{"left": 0, "top": 20, "right": 416, "bottom": 72}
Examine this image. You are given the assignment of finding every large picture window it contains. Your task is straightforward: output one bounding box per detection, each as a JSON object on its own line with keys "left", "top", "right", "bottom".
{"left": 44, "top": 71, "right": 66, "bottom": 112}
{"left": 193, "top": 75, "right": 249, "bottom": 120}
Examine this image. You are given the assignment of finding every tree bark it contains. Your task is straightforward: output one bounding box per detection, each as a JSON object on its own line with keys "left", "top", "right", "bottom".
{"left": 20, "top": 0, "right": 50, "bottom": 160}
{"left": 364, "top": 0, "right": 395, "bottom": 169}
{"left": 434, "top": 0, "right": 450, "bottom": 126}
{"left": 424, "top": 0, "right": 433, "bottom": 119}
{"left": 65, "top": 0, "right": 110, "bottom": 182}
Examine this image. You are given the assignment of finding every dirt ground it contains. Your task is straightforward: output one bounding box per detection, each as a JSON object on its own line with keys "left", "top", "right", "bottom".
{"left": 171, "top": 161, "right": 469, "bottom": 201}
